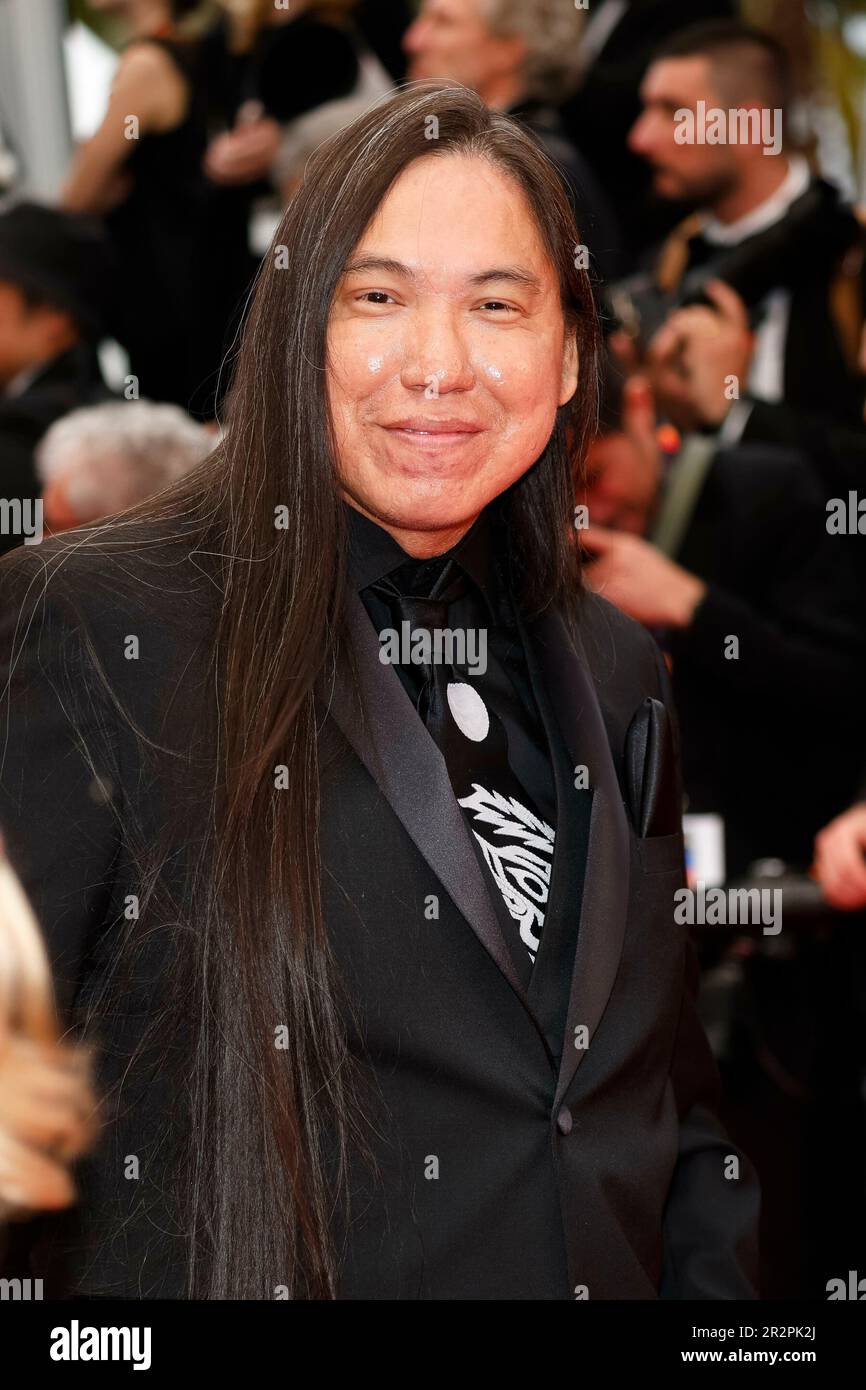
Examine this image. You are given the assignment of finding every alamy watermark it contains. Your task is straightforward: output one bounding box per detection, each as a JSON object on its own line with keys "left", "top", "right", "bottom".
{"left": 826, "top": 1271, "right": 866, "bottom": 1299}
{"left": 674, "top": 880, "right": 782, "bottom": 935}
{"left": 675, "top": 101, "right": 782, "bottom": 156}
{"left": 826, "top": 492, "right": 865, "bottom": 534}
{"left": 379, "top": 623, "right": 488, "bottom": 676}
{"left": 49, "top": 1320, "right": 151, "bottom": 1370}
{"left": 0, "top": 498, "right": 43, "bottom": 544}
{"left": 0, "top": 1276, "right": 43, "bottom": 1299}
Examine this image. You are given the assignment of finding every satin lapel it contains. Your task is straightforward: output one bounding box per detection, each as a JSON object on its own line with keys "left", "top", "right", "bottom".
{"left": 322, "top": 589, "right": 530, "bottom": 1007}
{"left": 513, "top": 603, "right": 583, "bottom": 1032}
{"left": 528, "top": 604, "right": 632, "bottom": 1109}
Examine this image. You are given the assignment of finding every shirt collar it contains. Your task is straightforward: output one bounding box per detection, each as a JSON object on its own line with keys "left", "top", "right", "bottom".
{"left": 700, "top": 154, "right": 812, "bottom": 247}
{"left": 344, "top": 499, "right": 500, "bottom": 621}
{"left": 1, "top": 360, "right": 47, "bottom": 400}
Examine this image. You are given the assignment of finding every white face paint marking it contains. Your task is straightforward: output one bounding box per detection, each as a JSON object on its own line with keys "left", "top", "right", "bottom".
{"left": 481, "top": 360, "right": 503, "bottom": 382}
{"left": 367, "top": 355, "right": 384, "bottom": 373}
{"left": 447, "top": 682, "right": 489, "bottom": 742}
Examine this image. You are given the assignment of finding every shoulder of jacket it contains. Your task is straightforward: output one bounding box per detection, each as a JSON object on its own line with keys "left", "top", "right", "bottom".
{"left": 576, "top": 589, "right": 664, "bottom": 697}
{"left": 713, "top": 441, "right": 825, "bottom": 508}
{"left": 0, "top": 516, "right": 219, "bottom": 646}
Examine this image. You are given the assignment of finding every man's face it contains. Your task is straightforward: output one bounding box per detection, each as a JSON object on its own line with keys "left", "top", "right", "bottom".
{"left": 326, "top": 152, "right": 578, "bottom": 554}
{"left": 403, "top": 0, "right": 521, "bottom": 97}
{"left": 0, "top": 282, "right": 67, "bottom": 387}
{"left": 581, "top": 432, "right": 658, "bottom": 535}
{"left": 629, "top": 57, "right": 740, "bottom": 206}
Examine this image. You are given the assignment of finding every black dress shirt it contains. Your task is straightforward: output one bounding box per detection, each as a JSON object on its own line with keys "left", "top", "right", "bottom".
{"left": 346, "top": 498, "right": 561, "bottom": 973}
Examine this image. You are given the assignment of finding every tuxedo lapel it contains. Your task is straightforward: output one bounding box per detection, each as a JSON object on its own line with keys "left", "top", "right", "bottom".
{"left": 528, "top": 604, "right": 632, "bottom": 1110}
{"left": 322, "top": 589, "right": 531, "bottom": 1007}
{"left": 515, "top": 604, "right": 588, "bottom": 1051}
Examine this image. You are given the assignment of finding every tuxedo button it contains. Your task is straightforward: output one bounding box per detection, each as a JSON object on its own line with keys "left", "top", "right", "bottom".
{"left": 556, "top": 1107, "right": 573, "bottom": 1136}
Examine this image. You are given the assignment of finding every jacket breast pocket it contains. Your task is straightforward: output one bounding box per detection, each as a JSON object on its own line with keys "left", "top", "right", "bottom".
{"left": 636, "top": 829, "right": 685, "bottom": 876}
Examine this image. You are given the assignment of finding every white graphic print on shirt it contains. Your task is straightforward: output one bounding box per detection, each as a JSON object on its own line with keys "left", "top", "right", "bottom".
{"left": 457, "top": 784, "right": 555, "bottom": 962}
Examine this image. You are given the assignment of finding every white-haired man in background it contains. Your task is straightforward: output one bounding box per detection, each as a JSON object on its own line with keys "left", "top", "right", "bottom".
{"left": 403, "top": 0, "right": 623, "bottom": 279}
{"left": 36, "top": 400, "right": 215, "bottom": 534}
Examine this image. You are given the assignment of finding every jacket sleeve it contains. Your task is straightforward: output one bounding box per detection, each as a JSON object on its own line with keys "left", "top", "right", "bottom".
{"left": 667, "top": 448, "right": 866, "bottom": 718}
{"left": 670, "top": 576, "right": 866, "bottom": 714}
{"left": 740, "top": 399, "right": 866, "bottom": 494}
{"left": 647, "top": 634, "right": 762, "bottom": 1298}
{"left": 0, "top": 546, "right": 121, "bottom": 1021}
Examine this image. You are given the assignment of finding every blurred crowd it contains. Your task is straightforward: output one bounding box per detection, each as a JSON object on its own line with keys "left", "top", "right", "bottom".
{"left": 1, "top": 0, "right": 866, "bottom": 1297}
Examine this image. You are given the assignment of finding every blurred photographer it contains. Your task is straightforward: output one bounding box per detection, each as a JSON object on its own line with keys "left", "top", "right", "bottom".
{"left": 640, "top": 276, "right": 866, "bottom": 496}
{"left": 613, "top": 20, "right": 866, "bottom": 438}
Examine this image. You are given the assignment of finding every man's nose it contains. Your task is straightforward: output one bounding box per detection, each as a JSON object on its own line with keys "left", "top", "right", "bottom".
{"left": 402, "top": 18, "right": 425, "bottom": 55}
{"left": 399, "top": 305, "right": 475, "bottom": 394}
{"left": 628, "top": 111, "right": 652, "bottom": 156}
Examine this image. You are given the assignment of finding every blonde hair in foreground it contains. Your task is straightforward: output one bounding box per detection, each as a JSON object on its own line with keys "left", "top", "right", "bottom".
{"left": 0, "top": 840, "right": 98, "bottom": 1222}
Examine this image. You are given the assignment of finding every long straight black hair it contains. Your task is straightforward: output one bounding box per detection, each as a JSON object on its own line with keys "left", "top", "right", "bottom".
{"left": 11, "top": 83, "right": 601, "bottom": 1298}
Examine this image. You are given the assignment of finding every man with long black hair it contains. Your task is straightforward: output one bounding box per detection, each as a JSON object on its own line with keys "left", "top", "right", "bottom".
{"left": 0, "top": 84, "right": 759, "bottom": 1300}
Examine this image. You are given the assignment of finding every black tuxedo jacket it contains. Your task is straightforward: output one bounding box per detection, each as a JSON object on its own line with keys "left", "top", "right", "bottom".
{"left": 668, "top": 443, "right": 866, "bottom": 877}
{"left": 739, "top": 398, "right": 866, "bottom": 496}
{"left": 0, "top": 518, "right": 759, "bottom": 1299}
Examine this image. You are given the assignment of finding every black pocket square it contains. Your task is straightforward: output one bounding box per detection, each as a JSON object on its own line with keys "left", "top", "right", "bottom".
{"left": 624, "top": 697, "right": 681, "bottom": 838}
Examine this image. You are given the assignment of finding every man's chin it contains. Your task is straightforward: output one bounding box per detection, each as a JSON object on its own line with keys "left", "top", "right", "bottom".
{"left": 406, "top": 60, "right": 437, "bottom": 82}
{"left": 406, "top": 61, "right": 462, "bottom": 87}
{"left": 383, "top": 498, "right": 483, "bottom": 535}
{"left": 652, "top": 170, "right": 686, "bottom": 202}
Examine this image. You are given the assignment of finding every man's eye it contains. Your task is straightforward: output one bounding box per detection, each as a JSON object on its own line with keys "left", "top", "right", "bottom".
{"left": 478, "top": 300, "right": 518, "bottom": 313}
{"left": 358, "top": 291, "right": 395, "bottom": 305}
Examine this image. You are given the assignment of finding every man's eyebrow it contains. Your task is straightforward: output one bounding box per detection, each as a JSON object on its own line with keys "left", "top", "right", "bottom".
{"left": 340, "top": 256, "right": 543, "bottom": 292}
{"left": 468, "top": 266, "right": 543, "bottom": 293}
{"left": 645, "top": 92, "right": 678, "bottom": 111}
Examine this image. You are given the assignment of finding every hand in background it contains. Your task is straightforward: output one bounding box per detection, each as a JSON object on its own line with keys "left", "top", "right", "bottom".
{"left": 814, "top": 802, "right": 866, "bottom": 911}
{"left": 648, "top": 279, "right": 754, "bottom": 430}
{"left": 203, "top": 102, "right": 283, "bottom": 186}
{"left": 0, "top": 845, "right": 99, "bottom": 1221}
{"left": 581, "top": 526, "right": 707, "bottom": 629}
{"left": 0, "top": 1034, "right": 98, "bottom": 1218}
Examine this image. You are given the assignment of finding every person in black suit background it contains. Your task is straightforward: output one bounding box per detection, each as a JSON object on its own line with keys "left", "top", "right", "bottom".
{"left": 620, "top": 270, "right": 866, "bottom": 496}
{"left": 580, "top": 366, "right": 866, "bottom": 878}
{"left": 0, "top": 203, "right": 114, "bottom": 557}
{"left": 579, "top": 366, "right": 866, "bottom": 1296}
{"left": 619, "top": 21, "right": 866, "bottom": 436}
{"left": 354, "top": 0, "right": 414, "bottom": 81}
{"left": 560, "top": 0, "right": 736, "bottom": 263}
{"left": 0, "top": 84, "right": 759, "bottom": 1301}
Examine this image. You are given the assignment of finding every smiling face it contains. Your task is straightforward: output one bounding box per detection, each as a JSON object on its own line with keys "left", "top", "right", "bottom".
{"left": 326, "top": 152, "right": 578, "bottom": 556}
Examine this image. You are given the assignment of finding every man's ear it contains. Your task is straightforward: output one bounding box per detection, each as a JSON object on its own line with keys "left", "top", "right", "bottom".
{"left": 559, "top": 332, "right": 579, "bottom": 406}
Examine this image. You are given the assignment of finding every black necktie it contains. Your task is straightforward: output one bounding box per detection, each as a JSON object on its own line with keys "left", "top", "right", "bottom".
{"left": 371, "top": 556, "right": 469, "bottom": 751}
{"left": 366, "top": 556, "right": 556, "bottom": 966}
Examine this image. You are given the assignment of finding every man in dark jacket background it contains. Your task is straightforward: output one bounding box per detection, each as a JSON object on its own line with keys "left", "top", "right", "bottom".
{"left": 0, "top": 202, "right": 114, "bottom": 555}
